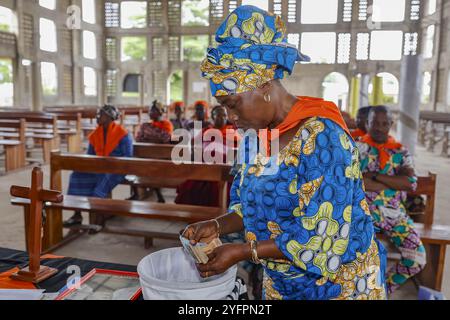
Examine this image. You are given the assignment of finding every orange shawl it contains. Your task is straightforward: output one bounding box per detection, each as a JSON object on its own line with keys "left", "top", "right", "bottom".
{"left": 270, "top": 96, "right": 351, "bottom": 140}
{"left": 351, "top": 128, "right": 366, "bottom": 139}
{"left": 151, "top": 120, "right": 174, "bottom": 135}
{"left": 88, "top": 122, "right": 128, "bottom": 156}
{"left": 360, "top": 134, "right": 403, "bottom": 170}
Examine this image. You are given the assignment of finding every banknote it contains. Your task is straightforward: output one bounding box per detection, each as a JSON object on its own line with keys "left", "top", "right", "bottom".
{"left": 179, "top": 235, "right": 222, "bottom": 264}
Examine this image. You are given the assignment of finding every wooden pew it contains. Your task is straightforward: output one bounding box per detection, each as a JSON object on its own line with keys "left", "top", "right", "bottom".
{"left": 127, "top": 142, "right": 237, "bottom": 193}
{"left": 0, "top": 119, "right": 26, "bottom": 172}
{"left": 12, "top": 152, "right": 232, "bottom": 251}
{"left": 0, "top": 112, "right": 60, "bottom": 164}
{"left": 418, "top": 111, "right": 450, "bottom": 153}
{"left": 48, "top": 112, "right": 82, "bottom": 153}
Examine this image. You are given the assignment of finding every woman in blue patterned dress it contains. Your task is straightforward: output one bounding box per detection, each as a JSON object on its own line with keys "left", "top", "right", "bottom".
{"left": 182, "top": 5, "right": 387, "bottom": 300}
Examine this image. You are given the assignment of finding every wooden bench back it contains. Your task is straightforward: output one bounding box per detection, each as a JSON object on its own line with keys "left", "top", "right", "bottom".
{"left": 408, "top": 172, "right": 437, "bottom": 227}
{"left": 0, "top": 112, "right": 59, "bottom": 136}
{"left": 0, "top": 119, "right": 26, "bottom": 143}
{"left": 50, "top": 152, "right": 232, "bottom": 208}
{"left": 133, "top": 142, "right": 176, "bottom": 160}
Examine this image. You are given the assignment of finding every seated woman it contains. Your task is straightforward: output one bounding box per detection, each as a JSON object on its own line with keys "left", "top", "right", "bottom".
{"left": 175, "top": 105, "right": 238, "bottom": 207}
{"left": 133, "top": 101, "right": 173, "bottom": 201}
{"left": 185, "top": 100, "right": 212, "bottom": 131}
{"left": 357, "top": 106, "right": 426, "bottom": 295}
{"left": 170, "top": 101, "right": 189, "bottom": 130}
{"left": 136, "top": 100, "right": 174, "bottom": 144}
{"left": 63, "top": 105, "right": 133, "bottom": 227}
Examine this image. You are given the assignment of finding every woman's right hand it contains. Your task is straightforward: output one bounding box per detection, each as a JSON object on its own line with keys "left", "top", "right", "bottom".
{"left": 182, "top": 220, "right": 219, "bottom": 245}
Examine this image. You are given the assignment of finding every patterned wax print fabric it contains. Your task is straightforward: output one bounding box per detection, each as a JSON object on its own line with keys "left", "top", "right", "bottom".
{"left": 357, "top": 141, "right": 426, "bottom": 294}
{"left": 136, "top": 121, "right": 173, "bottom": 144}
{"left": 67, "top": 134, "right": 133, "bottom": 198}
{"left": 357, "top": 142, "right": 418, "bottom": 216}
{"left": 228, "top": 117, "right": 387, "bottom": 300}
{"left": 200, "top": 5, "right": 309, "bottom": 97}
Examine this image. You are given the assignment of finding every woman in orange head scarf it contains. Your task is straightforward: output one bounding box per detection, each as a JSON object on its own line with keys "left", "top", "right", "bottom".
{"left": 170, "top": 101, "right": 189, "bottom": 130}
{"left": 136, "top": 100, "right": 174, "bottom": 144}
{"left": 186, "top": 100, "right": 212, "bottom": 131}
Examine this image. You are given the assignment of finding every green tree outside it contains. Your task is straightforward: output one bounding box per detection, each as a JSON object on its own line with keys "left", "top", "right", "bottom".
{"left": 182, "top": 35, "right": 209, "bottom": 62}
{"left": 121, "top": 37, "right": 147, "bottom": 61}
{"left": 0, "top": 59, "right": 13, "bottom": 84}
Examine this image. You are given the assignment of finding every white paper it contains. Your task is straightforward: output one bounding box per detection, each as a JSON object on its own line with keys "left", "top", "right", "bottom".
{"left": 0, "top": 289, "right": 45, "bottom": 300}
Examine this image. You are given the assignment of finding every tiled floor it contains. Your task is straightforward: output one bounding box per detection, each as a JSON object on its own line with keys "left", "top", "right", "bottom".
{"left": 0, "top": 143, "right": 448, "bottom": 299}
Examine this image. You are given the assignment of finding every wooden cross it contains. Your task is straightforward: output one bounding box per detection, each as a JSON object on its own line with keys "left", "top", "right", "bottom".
{"left": 10, "top": 167, "right": 63, "bottom": 283}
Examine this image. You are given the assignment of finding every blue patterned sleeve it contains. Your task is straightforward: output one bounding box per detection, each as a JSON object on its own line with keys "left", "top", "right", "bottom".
{"left": 227, "top": 165, "right": 244, "bottom": 218}
{"left": 274, "top": 118, "right": 367, "bottom": 279}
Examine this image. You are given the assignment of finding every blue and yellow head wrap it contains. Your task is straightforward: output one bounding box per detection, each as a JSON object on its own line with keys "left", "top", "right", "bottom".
{"left": 200, "top": 5, "right": 310, "bottom": 97}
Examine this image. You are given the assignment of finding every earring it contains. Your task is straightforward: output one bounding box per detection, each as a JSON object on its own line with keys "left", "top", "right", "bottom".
{"left": 264, "top": 92, "right": 271, "bottom": 103}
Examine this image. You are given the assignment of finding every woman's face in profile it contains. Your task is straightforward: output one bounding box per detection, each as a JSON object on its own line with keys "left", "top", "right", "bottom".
{"left": 216, "top": 89, "right": 273, "bottom": 131}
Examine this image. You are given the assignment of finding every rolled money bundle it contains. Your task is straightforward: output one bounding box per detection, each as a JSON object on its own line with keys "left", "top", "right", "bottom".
{"left": 179, "top": 236, "right": 222, "bottom": 264}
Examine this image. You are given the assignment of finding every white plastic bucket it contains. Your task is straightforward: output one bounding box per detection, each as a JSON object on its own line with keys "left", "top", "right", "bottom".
{"left": 137, "top": 247, "right": 237, "bottom": 300}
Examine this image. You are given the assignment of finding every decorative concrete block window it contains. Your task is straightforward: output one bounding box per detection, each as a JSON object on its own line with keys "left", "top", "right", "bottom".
{"left": 182, "top": 0, "right": 210, "bottom": 26}
{"left": 301, "top": 32, "right": 336, "bottom": 64}
{"left": 121, "top": 1, "right": 147, "bottom": 29}
{"left": 301, "top": 0, "right": 338, "bottom": 24}
{"left": 121, "top": 36, "right": 147, "bottom": 61}
{"left": 39, "top": 18, "right": 57, "bottom": 52}
{"left": 356, "top": 33, "right": 369, "bottom": 60}
{"left": 370, "top": 30, "right": 403, "bottom": 60}
{"left": 404, "top": 32, "right": 418, "bottom": 56}
{"left": 82, "top": 0, "right": 96, "bottom": 24}
{"left": 83, "top": 67, "right": 97, "bottom": 96}
{"left": 342, "top": 0, "right": 353, "bottom": 22}
{"left": 41, "top": 62, "right": 58, "bottom": 96}
{"left": 337, "top": 33, "right": 351, "bottom": 64}
{"left": 83, "top": 30, "right": 97, "bottom": 60}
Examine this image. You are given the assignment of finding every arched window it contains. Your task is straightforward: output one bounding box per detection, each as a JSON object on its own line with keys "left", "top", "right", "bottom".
{"left": 122, "top": 73, "right": 140, "bottom": 98}
{"left": 321, "top": 72, "right": 349, "bottom": 111}
{"left": 368, "top": 72, "right": 400, "bottom": 104}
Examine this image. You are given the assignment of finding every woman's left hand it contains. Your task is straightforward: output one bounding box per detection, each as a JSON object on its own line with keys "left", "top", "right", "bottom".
{"left": 196, "top": 243, "right": 249, "bottom": 278}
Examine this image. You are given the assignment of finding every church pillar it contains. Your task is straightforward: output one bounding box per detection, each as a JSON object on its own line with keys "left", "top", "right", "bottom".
{"left": 398, "top": 54, "right": 424, "bottom": 155}
{"left": 349, "top": 76, "right": 360, "bottom": 118}
{"left": 370, "top": 75, "right": 383, "bottom": 105}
